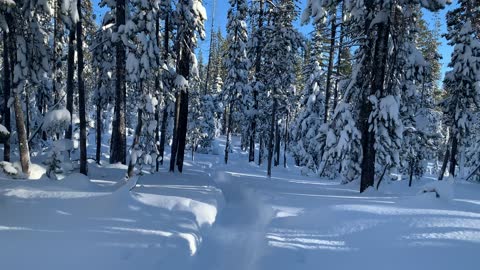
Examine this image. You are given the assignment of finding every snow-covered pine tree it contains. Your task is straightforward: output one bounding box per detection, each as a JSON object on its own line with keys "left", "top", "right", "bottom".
{"left": 443, "top": 0, "right": 480, "bottom": 179}
{"left": 263, "top": 0, "right": 303, "bottom": 176}
{"left": 290, "top": 60, "right": 325, "bottom": 174}
{"left": 223, "top": 0, "right": 250, "bottom": 164}
{"left": 169, "top": 0, "right": 206, "bottom": 173}
{"left": 126, "top": 0, "right": 161, "bottom": 177}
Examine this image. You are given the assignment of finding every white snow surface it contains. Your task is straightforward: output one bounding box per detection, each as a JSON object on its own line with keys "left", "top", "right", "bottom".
{"left": 1, "top": 136, "right": 479, "bottom": 269}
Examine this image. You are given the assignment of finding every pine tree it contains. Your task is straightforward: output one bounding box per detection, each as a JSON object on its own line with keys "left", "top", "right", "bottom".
{"left": 223, "top": 0, "right": 250, "bottom": 164}
{"left": 443, "top": 0, "right": 480, "bottom": 178}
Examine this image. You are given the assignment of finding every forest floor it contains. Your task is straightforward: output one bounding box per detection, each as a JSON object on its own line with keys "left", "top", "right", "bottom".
{"left": 0, "top": 136, "right": 479, "bottom": 269}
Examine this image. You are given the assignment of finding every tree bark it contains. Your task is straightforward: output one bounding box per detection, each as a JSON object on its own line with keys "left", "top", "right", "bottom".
{"left": 274, "top": 121, "right": 280, "bottom": 167}
{"left": 77, "top": 0, "right": 87, "bottom": 175}
{"left": 169, "top": 93, "right": 181, "bottom": 172}
{"left": 449, "top": 136, "right": 458, "bottom": 178}
{"left": 111, "top": 0, "right": 127, "bottom": 164}
{"left": 65, "top": 28, "right": 75, "bottom": 140}
{"left": 360, "top": 20, "right": 389, "bottom": 193}
{"left": 158, "top": 11, "right": 170, "bottom": 169}
{"left": 267, "top": 99, "right": 276, "bottom": 177}
{"left": 95, "top": 98, "right": 102, "bottom": 165}
{"left": 224, "top": 104, "right": 233, "bottom": 164}
{"left": 283, "top": 114, "right": 288, "bottom": 168}
{"left": 3, "top": 32, "right": 11, "bottom": 162}
{"left": 438, "top": 146, "right": 450, "bottom": 181}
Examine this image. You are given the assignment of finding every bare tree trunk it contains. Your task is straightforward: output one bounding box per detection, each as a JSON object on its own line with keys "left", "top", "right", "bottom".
{"left": 283, "top": 114, "right": 288, "bottom": 168}
{"left": 66, "top": 28, "right": 75, "bottom": 140}
{"left": 176, "top": 90, "right": 188, "bottom": 172}
{"left": 408, "top": 161, "right": 414, "bottom": 187}
{"left": 449, "top": 136, "right": 458, "bottom": 178}
{"left": 170, "top": 93, "right": 181, "bottom": 172}
{"left": 224, "top": 104, "right": 232, "bottom": 164}
{"left": 438, "top": 147, "right": 450, "bottom": 180}
{"left": 267, "top": 99, "right": 276, "bottom": 177}
{"left": 258, "top": 137, "right": 263, "bottom": 166}
{"left": 95, "top": 98, "right": 102, "bottom": 165}
{"left": 3, "top": 32, "right": 11, "bottom": 162}
{"left": 14, "top": 94, "right": 30, "bottom": 175}
{"left": 274, "top": 121, "right": 280, "bottom": 167}
{"left": 111, "top": 0, "right": 127, "bottom": 164}
{"left": 77, "top": 0, "right": 87, "bottom": 175}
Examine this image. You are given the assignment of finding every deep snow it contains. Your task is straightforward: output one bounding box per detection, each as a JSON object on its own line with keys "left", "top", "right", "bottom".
{"left": 1, "top": 136, "right": 479, "bottom": 270}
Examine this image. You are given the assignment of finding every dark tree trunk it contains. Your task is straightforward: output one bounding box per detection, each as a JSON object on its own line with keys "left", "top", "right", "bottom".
{"left": 176, "top": 90, "right": 188, "bottom": 172}
{"left": 274, "top": 121, "right": 280, "bottom": 167}
{"left": 65, "top": 28, "right": 75, "bottom": 140}
{"left": 224, "top": 104, "right": 233, "bottom": 164}
{"left": 170, "top": 93, "right": 181, "bottom": 172}
{"left": 283, "top": 114, "right": 288, "bottom": 168}
{"left": 3, "top": 32, "right": 11, "bottom": 162}
{"left": 159, "top": 105, "right": 168, "bottom": 166}
{"left": 360, "top": 20, "right": 389, "bottom": 193}
{"left": 438, "top": 147, "right": 450, "bottom": 181}
{"left": 170, "top": 27, "right": 191, "bottom": 173}
{"left": 95, "top": 98, "right": 102, "bottom": 165}
{"left": 408, "top": 161, "right": 414, "bottom": 187}
{"left": 249, "top": 0, "right": 264, "bottom": 163}
{"left": 324, "top": 12, "right": 337, "bottom": 123}
{"left": 77, "top": 0, "right": 87, "bottom": 175}
{"left": 449, "top": 136, "right": 458, "bottom": 178}
{"left": 258, "top": 137, "right": 263, "bottom": 166}
{"left": 111, "top": 0, "right": 127, "bottom": 164}
{"left": 267, "top": 99, "right": 276, "bottom": 177}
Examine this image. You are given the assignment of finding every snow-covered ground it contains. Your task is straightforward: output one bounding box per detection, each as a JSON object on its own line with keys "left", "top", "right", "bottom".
{"left": 1, "top": 136, "right": 479, "bottom": 269}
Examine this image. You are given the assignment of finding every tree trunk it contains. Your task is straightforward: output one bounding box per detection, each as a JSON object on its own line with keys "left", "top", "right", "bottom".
{"left": 170, "top": 93, "right": 181, "bottom": 172}
{"left": 449, "top": 136, "right": 458, "bottom": 178}
{"left": 267, "top": 99, "right": 276, "bottom": 177}
{"left": 438, "top": 146, "right": 450, "bottom": 180}
{"left": 159, "top": 105, "right": 168, "bottom": 166}
{"left": 14, "top": 94, "right": 30, "bottom": 175}
{"left": 77, "top": 0, "right": 87, "bottom": 175}
{"left": 176, "top": 90, "right": 188, "bottom": 172}
{"left": 274, "top": 121, "right": 280, "bottom": 166}
{"left": 224, "top": 104, "right": 233, "bottom": 164}
{"left": 96, "top": 98, "right": 102, "bottom": 165}
{"left": 258, "top": 137, "right": 263, "bottom": 166}
{"left": 360, "top": 21, "right": 389, "bottom": 193}
{"left": 127, "top": 108, "right": 143, "bottom": 178}
{"left": 408, "top": 161, "right": 414, "bottom": 187}
{"left": 111, "top": 0, "right": 127, "bottom": 164}
{"left": 283, "top": 114, "right": 288, "bottom": 168}
{"left": 3, "top": 32, "right": 11, "bottom": 162}
{"left": 324, "top": 12, "right": 337, "bottom": 123}
{"left": 66, "top": 28, "right": 75, "bottom": 140}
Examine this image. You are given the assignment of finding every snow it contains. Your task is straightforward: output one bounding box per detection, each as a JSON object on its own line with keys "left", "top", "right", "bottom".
{"left": 0, "top": 136, "right": 479, "bottom": 269}
{"left": 42, "top": 109, "right": 72, "bottom": 135}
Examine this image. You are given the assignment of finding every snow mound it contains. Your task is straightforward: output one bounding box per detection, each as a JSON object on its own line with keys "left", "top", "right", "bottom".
{"left": 42, "top": 109, "right": 71, "bottom": 135}
{"left": 419, "top": 179, "right": 454, "bottom": 200}
{"left": 0, "top": 124, "right": 10, "bottom": 142}
{"left": 0, "top": 161, "right": 18, "bottom": 176}
{"left": 52, "top": 139, "right": 74, "bottom": 152}
{"left": 61, "top": 173, "right": 97, "bottom": 190}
